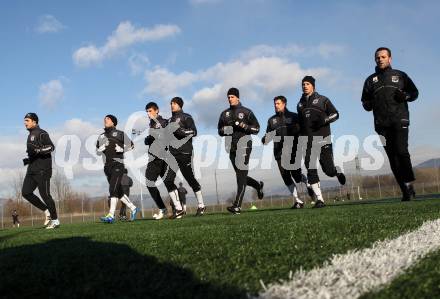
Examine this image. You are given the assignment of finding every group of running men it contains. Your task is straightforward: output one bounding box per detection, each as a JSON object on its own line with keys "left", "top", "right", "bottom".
{"left": 20, "top": 46, "right": 419, "bottom": 228}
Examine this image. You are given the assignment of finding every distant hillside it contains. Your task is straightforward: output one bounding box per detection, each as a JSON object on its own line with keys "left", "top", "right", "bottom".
{"left": 416, "top": 158, "right": 440, "bottom": 169}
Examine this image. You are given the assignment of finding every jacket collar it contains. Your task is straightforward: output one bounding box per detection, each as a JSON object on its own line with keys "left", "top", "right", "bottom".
{"left": 230, "top": 102, "right": 242, "bottom": 110}
{"left": 104, "top": 126, "right": 116, "bottom": 133}
{"left": 375, "top": 65, "right": 392, "bottom": 74}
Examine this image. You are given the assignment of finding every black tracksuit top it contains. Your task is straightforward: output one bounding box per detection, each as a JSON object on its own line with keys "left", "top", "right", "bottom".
{"left": 96, "top": 127, "right": 133, "bottom": 166}
{"left": 168, "top": 110, "right": 197, "bottom": 156}
{"left": 361, "top": 66, "right": 418, "bottom": 128}
{"left": 264, "top": 109, "right": 300, "bottom": 160}
{"left": 217, "top": 103, "right": 260, "bottom": 152}
{"left": 144, "top": 115, "right": 168, "bottom": 158}
{"left": 297, "top": 92, "right": 339, "bottom": 138}
{"left": 25, "top": 126, "right": 55, "bottom": 174}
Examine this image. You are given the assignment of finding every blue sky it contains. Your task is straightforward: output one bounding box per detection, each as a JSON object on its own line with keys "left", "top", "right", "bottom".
{"left": 1, "top": 0, "right": 439, "bottom": 198}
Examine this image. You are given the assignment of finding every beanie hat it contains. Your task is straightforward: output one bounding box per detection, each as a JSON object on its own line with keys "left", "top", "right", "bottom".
{"left": 24, "top": 112, "right": 39, "bottom": 123}
{"left": 227, "top": 87, "right": 240, "bottom": 98}
{"left": 302, "top": 76, "right": 316, "bottom": 88}
{"left": 171, "top": 97, "right": 184, "bottom": 108}
{"left": 105, "top": 114, "right": 118, "bottom": 126}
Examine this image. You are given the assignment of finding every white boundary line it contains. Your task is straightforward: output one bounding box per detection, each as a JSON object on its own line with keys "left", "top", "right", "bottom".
{"left": 257, "top": 218, "right": 440, "bottom": 299}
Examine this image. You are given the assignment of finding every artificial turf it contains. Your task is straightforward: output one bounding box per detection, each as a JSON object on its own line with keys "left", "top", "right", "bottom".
{"left": 1, "top": 198, "right": 439, "bottom": 298}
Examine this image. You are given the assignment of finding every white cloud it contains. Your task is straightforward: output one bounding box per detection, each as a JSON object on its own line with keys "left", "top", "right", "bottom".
{"left": 143, "top": 66, "right": 198, "bottom": 98}
{"left": 39, "top": 79, "right": 64, "bottom": 108}
{"left": 35, "top": 15, "right": 65, "bottom": 33}
{"left": 73, "top": 21, "right": 181, "bottom": 67}
{"left": 128, "top": 53, "right": 150, "bottom": 75}
{"left": 142, "top": 52, "right": 332, "bottom": 126}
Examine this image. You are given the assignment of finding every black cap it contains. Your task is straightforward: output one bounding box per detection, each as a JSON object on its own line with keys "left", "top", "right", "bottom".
{"left": 105, "top": 114, "right": 118, "bottom": 126}
{"left": 227, "top": 87, "right": 240, "bottom": 98}
{"left": 24, "top": 112, "right": 39, "bottom": 123}
{"left": 171, "top": 97, "right": 184, "bottom": 108}
{"left": 302, "top": 76, "right": 316, "bottom": 88}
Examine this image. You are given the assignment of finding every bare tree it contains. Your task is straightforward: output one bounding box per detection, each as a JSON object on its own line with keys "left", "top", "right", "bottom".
{"left": 9, "top": 170, "right": 25, "bottom": 203}
{"left": 51, "top": 169, "right": 72, "bottom": 201}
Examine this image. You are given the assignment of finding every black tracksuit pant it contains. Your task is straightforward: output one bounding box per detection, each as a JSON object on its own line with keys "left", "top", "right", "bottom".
{"left": 22, "top": 170, "right": 58, "bottom": 219}
{"left": 145, "top": 158, "right": 175, "bottom": 209}
{"left": 167, "top": 153, "right": 201, "bottom": 193}
{"left": 229, "top": 148, "right": 260, "bottom": 208}
{"left": 301, "top": 137, "right": 338, "bottom": 185}
{"left": 376, "top": 126, "right": 415, "bottom": 191}
{"left": 104, "top": 163, "right": 125, "bottom": 198}
{"left": 276, "top": 159, "right": 303, "bottom": 187}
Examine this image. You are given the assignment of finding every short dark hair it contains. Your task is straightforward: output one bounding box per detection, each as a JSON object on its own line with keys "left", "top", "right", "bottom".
{"left": 375, "top": 47, "right": 392, "bottom": 57}
{"left": 273, "top": 95, "right": 287, "bottom": 103}
{"left": 145, "top": 102, "right": 159, "bottom": 111}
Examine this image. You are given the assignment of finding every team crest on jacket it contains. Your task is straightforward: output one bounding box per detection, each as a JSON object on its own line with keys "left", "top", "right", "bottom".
{"left": 373, "top": 76, "right": 378, "bottom": 83}
{"left": 272, "top": 119, "right": 277, "bottom": 125}
{"left": 112, "top": 132, "right": 117, "bottom": 137}
{"left": 175, "top": 118, "right": 180, "bottom": 123}
{"left": 285, "top": 118, "right": 292, "bottom": 124}
{"left": 312, "top": 99, "right": 319, "bottom": 104}
{"left": 391, "top": 76, "right": 399, "bottom": 83}
{"left": 238, "top": 113, "right": 244, "bottom": 119}
{"left": 30, "top": 135, "right": 35, "bottom": 141}
{"left": 225, "top": 111, "right": 230, "bottom": 117}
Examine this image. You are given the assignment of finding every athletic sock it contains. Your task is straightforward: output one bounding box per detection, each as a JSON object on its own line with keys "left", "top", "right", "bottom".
{"left": 287, "top": 184, "right": 302, "bottom": 204}
{"left": 109, "top": 197, "right": 118, "bottom": 217}
{"left": 311, "top": 183, "right": 324, "bottom": 202}
{"left": 169, "top": 190, "right": 182, "bottom": 210}
{"left": 44, "top": 209, "right": 50, "bottom": 217}
{"left": 120, "top": 195, "right": 136, "bottom": 211}
{"left": 195, "top": 190, "right": 205, "bottom": 208}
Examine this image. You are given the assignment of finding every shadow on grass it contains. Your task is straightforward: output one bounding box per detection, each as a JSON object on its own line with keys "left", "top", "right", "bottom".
{"left": 0, "top": 237, "right": 246, "bottom": 299}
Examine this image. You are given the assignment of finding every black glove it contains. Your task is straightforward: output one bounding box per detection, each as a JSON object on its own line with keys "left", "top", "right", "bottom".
{"left": 395, "top": 89, "right": 408, "bottom": 103}
{"left": 144, "top": 135, "right": 155, "bottom": 146}
{"left": 23, "top": 158, "right": 30, "bottom": 166}
{"left": 235, "top": 121, "right": 249, "bottom": 131}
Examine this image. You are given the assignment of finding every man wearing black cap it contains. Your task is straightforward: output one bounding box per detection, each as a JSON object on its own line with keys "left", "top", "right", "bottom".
{"left": 166, "top": 97, "right": 206, "bottom": 217}
{"left": 144, "top": 101, "right": 177, "bottom": 219}
{"left": 297, "top": 76, "right": 346, "bottom": 208}
{"left": 262, "top": 95, "right": 314, "bottom": 209}
{"left": 361, "top": 47, "right": 419, "bottom": 201}
{"left": 218, "top": 87, "right": 264, "bottom": 214}
{"left": 96, "top": 114, "right": 137, "bottom": 223}
{"left": 22, "top": 112, "right": 59, "bottom": 229}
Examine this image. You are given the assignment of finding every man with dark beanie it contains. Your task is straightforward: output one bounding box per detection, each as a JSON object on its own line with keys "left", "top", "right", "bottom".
{"left": 144, "top": 101, "right": 177, "bottom": 219}
{"left": 297, "top": 76, "right": 346, "bottom": 208}
{"left": 22, "top": 112, "right": 59, "bottom": 229}
{"left": 362, "top": 47, "right": 419, "bottom": 201}
{"left": 166, "top": 97, "right": 206, "bottom": 217}
{"left": 96, "top": 114, "right": 137, "bottom": 223}
{"left": 262, "top": 95, "right": 314, "bottom": 209}
{"left": 218, "top": 87, "right": 264, "bottom": 214}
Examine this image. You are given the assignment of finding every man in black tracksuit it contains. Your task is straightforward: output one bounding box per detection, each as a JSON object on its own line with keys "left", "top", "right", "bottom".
{"left": 297, "top": 76, "right": 346, "bottom": 208}
{"left": 97, "top": 114, "right": 137, "bottom": 223}
{"left": 218, "top": 87, "right": 264, "bottom": 214}
{"left": 262, "top": 95, "right": 313, "bottom": 209}
{"left": 21, "top": 113, "right": 59, "bottom": 229}
{"left": 361, "top": 47, "right": 419, "bottom": 201}
{"left": 144, "top": 101, "right": 176, "bottom": 220}
{"left": 167, "top": 97, "right": 206, "bottom": 217}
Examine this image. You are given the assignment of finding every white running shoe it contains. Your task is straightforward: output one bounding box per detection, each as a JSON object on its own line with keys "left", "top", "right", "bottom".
{"left": 153, "top": 209, "right": 166, "bottom": 220}
{"left": 46, "top": 219, "right": 60, "bottom": 229}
